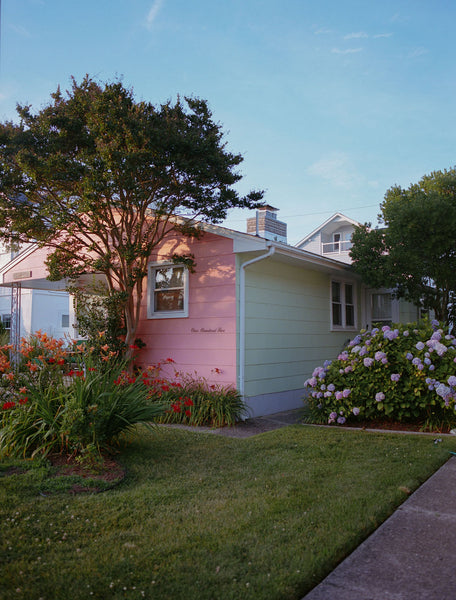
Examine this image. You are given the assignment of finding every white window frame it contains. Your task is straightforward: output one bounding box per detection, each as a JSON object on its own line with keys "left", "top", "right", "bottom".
{"left": 330, "top": 280, "right": 357, "bottom": 330}
{"left": 147, "top": 262, "right": 189, "bottom": 319}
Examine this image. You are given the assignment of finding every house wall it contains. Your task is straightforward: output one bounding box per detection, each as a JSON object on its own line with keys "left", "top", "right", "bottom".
{"left": 239, "top": 257, "right": 359, "bottom": 416}
{"left": 135, "top": 231, "right": 237, "bottom": 387}
{"left": 399, "top": 299, "right": 421, "bottom": 323}
{"left": 0, "top": 287, "right": 69, "bottom": 340}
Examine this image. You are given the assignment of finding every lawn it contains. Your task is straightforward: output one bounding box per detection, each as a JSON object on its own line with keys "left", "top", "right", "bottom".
{"left": 1, "top": 424, "right": 455, "bottom": 600}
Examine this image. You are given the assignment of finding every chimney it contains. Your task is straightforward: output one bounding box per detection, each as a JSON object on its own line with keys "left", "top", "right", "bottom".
{"left": 246, "top": 205, "right": 287, "bottom": 244}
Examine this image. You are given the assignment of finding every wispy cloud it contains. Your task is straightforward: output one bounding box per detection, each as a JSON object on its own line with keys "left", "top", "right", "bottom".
{"left": 9, "top": 24, "right": 31, "bottom": 38}
{"left": 314, "top": 27, "right": 333, "bottom": 35}
{"left": 331, "top": 47, "right": 363, "bottom": 55}
{"left": 145, "top": 0, "right": 164, "bottom": 30}
{"left": 373, "top": 33, "right": 393, "bottom": 39}
{"left": 344, "top": 32, "right": 368, "bottom": 40}
{"left": 306, "top": 153, "right": 360, "bottom": 190}
{"left": 408, "top": 47, "right": 428, "bottom": 59}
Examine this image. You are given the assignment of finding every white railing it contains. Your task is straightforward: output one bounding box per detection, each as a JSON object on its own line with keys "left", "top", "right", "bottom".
{"left": 322, "top": 241, "right": 352, "bottom": 254}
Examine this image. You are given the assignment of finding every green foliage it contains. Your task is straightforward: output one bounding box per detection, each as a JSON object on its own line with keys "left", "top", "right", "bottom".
{"left": 68, "top": 284, "right": 128, "bottom": 359}
{"left": 0, "top": 76, "right": 264, "bottom": 348}
{"left": 304, "top": 320, "right": 456, "bottom": 431}
{"left": 0, "top": 333, "right": 165, "bottom": 459}
{"left": 139, "top": 361, "right": 248, "bottom": 427}
{"left": 350, "top": 167, "right": 456, "bottom": 322}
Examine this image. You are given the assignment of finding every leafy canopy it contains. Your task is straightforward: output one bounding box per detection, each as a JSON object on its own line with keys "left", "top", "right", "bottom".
{"left": 0, "top": 76, "right": 264, "bottom": 348}
{"left": 350, "top": 167, "right": 456, "bottom": 322}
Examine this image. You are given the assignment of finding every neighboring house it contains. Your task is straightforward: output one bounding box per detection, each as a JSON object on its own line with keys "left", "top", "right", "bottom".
{"left": 0, "top": 242, "right": 71, "bottom": 343}
{"left": 0, "top": 209, "right": 422, "bottom": 417}
{"left": 296, "top": 212, "right": 422, "bottom": 328}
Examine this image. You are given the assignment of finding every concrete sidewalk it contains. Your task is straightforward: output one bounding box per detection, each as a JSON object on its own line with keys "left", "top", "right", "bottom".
{"left": 303, "top": 456, "right": 456, "bottom": 600}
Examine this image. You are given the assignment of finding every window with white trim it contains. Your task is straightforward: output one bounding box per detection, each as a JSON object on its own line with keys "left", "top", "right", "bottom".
{"left": 331, "top": 281, "right": 356, "bottom": 329}
{"left": 148, "top": 263, "right": 189, "bottom": 319}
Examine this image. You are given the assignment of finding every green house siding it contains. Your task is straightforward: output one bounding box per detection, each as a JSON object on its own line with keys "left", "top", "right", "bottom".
{"left": 238, "top": 257, "right": 359, "bottom": 400}
{"left": 399, "top": 299, "right": 421, "bottom": 323}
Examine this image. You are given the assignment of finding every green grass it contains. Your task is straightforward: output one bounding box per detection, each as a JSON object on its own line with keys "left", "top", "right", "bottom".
{"left": 1, "top": 425, "right": 456, "bottom": 599}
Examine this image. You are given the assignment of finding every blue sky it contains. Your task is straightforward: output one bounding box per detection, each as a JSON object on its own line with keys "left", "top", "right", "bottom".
{"left": 1, "top": 0, "right": 455, "bottom": 244}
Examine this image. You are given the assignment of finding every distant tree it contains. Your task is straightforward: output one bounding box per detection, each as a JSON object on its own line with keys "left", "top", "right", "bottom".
{"left": 0, "top": 76, "right": 264, "bottom": 355}
{"left": 350, "top": 168, "right": 456, "bottom": 323}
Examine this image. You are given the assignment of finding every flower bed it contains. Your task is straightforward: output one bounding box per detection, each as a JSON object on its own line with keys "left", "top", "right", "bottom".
{"left": 304, "top": 320, "right": 456, "bottom": 432}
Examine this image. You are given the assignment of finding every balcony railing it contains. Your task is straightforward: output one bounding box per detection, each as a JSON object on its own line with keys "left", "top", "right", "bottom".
{"left": 322, "top": 240, "right": 352, "bottom": 254}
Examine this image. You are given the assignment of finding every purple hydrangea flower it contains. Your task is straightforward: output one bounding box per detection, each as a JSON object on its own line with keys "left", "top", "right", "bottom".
{"left": 342, "top": 389, "right": 351, "bottom": 398}
{"left": 382, "top": 325, "right": 390, "bottom": 332}
{"left": 412, "top": 357, "right": 421, "bottom": 366}
{"left": 327, "top": 383, "right": 336, "bottom": 392}
{"left": 338, "top": 351, "right": 349, "bottom": 361}
{"left": 431, "top": 331, "right": 442, "bottom": 341}
{"left": 359, "top": 346, "right": 368, "bottom": 357}
{"left": 416, "top": 341, "right": 425, "bottom": 351}
{"left": 381, "top": 357, "right": 388, "bottom": 365}
{"left": 384, "top": 329, "right": 399, "bottom": 341}
{"left": 436, "top": 384, "right": 451, "bottom": 399}
{"left": 364, "top": 357, "right": 374, "bottom": 367}
{"left": 375, "top": 351, "right": 386, "bottom": 361}
{"left": 352, "top": 407, "right": 360, "bottom": 416}
{"left": 344, "top": 365, "right": 353, "bottom": 374}
{"left": 435, "top": 342, "right": 448, "bottom": 357}
{"left": 403, "top": 330, "right": 410, "bottom": 337}
{"left": 406, "top": 353, "right": 413, "bottom": 360}
{"left": 337, "top": 416, "right": 346, "bottom": 425}
{"left": 391, "top": 373, "right": 401, "bottom": 382}
{"left": 431, "top": 319, "right": 439, "bottom": 329}
{"left": 448, "top": 376, "right": 456, "bottom": 387}
{"left": 335, "top": 391, "right": 343, "bottom": 400}
{"left": 305, "top": 377, "right": 318, "bottom": 387}
{"left": 375, "top": 392, "right": 385, "bottom": 402}
{"left": 328, "top": 411, "right": 337, "bottom": 423}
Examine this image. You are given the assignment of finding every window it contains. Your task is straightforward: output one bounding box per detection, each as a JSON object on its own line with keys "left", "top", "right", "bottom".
{"left": 371, "top": 293, "right": 392, "bottom": 327}
{"left": 333, "top": 233, "right": 341, "bottom": 252}
{"left": 148, "top": 263, "right": 189, "bottom": 319}
{"left": 61, "top": 314, "right": 70, "bottom": 328}
{"left": 331, "top": 281, "right": 356, "bottom": 329}
{"left": 1, "top": 314, "right": 11, "bottom": 330}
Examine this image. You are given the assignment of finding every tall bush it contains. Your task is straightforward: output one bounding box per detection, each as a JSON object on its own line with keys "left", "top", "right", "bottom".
{"left": 304, "top": 320, "right": 456, "bottom": 431}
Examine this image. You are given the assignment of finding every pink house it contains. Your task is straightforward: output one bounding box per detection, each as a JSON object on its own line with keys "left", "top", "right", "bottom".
{"left": 0, "top": 211, "right": 367, "bottom": 417}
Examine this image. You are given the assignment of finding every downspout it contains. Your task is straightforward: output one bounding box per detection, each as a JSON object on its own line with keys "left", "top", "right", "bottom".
{"left": 239, "top": 243, "right": 275, "bottom": 399}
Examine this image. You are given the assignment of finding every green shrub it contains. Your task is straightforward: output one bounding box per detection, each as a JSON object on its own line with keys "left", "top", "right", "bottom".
{"left": 139, "top": 360, "right": 248, "bottom": 427}
{"left": 304, "top": 319, "right": 456, "bottom": 431}
{"left": 0, "top": 334, "right": 166, "bottom": 459}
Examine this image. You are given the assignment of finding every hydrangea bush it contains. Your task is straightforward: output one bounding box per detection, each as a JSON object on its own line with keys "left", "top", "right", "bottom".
{"left": 304, "top": 320, "right": 456, "bottom": 431}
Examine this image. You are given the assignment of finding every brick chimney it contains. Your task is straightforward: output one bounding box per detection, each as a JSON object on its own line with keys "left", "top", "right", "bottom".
{"left": 246, "top": 205, "right": 287, "bottom": 244}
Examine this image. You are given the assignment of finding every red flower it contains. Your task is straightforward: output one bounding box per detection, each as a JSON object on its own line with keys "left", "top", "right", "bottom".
{"left": 88, "top": 367, "right": 96, "bottom": 372}
{"left": 185, "top": 409, "right": 191, "bottom": 417}
{"left": 171, "top": 403, "right": 181, "bottom": 413}
{"left": 161, "top": 384, "right": 170, "bottom": 392}
{"left": 165, "top": 357, "right": 175, "bottom": 363}
{"left": 19, "top": 397, "right": 28, "bottom": 405}
{"left": 129, "top": 344, "right": 139, "bottom": 350}
{"left": 184, "top": 398, "right": 194, "bottom": 407}
{"left": 2, "top": 401, "right": 16, "bottom": 410}
{"left": 57, "top": 359, "right": 65, "bottom": 365}
{"left": 48, "top": 358, "right": 55, "bottom": 364}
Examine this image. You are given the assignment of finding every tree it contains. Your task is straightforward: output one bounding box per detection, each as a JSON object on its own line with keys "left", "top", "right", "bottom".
{"left": 350, "top": 167, "right": 456, "bottom": 323}
{"left": 0, "top": 76, "right": 264, "bottom": 355}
